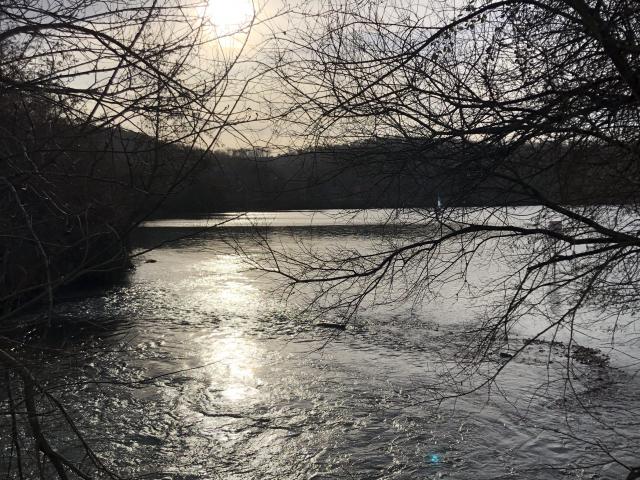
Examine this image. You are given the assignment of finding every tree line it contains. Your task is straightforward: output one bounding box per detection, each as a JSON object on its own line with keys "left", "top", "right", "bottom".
{"left": 1, "top": 0, "right": 639, "bottom": 477}
{"left": 159, "top": 137, "right": 639, "bottom": 214}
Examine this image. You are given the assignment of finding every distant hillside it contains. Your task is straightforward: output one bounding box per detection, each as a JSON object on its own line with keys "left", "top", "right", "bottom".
{"left": 1, "top": 96, "right": 203, "bottom": 309}
{"left": 156, "top": 138, "right": 640, "bottom": 215}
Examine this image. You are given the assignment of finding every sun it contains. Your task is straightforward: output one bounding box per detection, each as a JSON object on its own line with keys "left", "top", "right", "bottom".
{"left": 206, "top": 0, "right": 255, "bottom": 34}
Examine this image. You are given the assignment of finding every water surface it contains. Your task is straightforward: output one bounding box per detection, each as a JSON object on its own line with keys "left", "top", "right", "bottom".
{"left": 3, "top": 210, "right": 638, "bottom": 479}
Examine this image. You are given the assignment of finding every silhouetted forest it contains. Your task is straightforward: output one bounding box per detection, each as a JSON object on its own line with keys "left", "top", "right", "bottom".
{"left": 2, "top": 0, "right": 640, "bottom": 477}
{"left": 4, "top": 99, "right": 635, "bottom": 311}
{"left": 157, "top": 138, "right": 640, "bottom": 215}
{"left": 0, "top": 101, "right": 199, "bottom": 310}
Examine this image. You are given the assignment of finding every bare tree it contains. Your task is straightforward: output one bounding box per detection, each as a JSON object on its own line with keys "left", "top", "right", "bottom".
{"left": 253, "top": 0, "right": 640, "bottom": 475}
{"left": 0, "top": 0, "right": 269, "bottom": 476}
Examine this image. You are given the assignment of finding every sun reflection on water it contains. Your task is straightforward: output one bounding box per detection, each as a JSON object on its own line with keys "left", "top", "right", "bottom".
{"left": 221, "top": 384, "right": 258, "bottom": 402}
{"left": 215, "top": 281, "right": 255, "bottom": 308}
{"left": 190, "top": 254, "right": 263, "bottom": 316}
{"left": 202, "top": 255, "right": 243, "bottom": 275}
{"left": 200, "top": 335, "right": 263, "bottom": 403}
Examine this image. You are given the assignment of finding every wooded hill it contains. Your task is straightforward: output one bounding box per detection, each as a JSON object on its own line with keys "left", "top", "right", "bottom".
{"left": 3, "top": 98, "right": 636, "bottom": 313}
{"left": 0, "top": 97, "right": 201, "bottom": 312}
{"left": 157, "top": 137, "right": 640, "bottom": 215}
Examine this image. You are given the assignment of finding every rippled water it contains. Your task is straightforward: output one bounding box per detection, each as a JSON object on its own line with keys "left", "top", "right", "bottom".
{"left": 3, "top": 211, "right": 639, "bottom": 479}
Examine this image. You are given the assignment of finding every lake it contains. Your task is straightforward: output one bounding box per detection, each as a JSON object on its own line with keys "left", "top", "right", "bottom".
{"left": 2, "top": 210, "right": 638, "bottom": 479}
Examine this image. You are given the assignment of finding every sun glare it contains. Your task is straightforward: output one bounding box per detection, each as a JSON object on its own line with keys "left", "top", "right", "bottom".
{"left": 206, "top": 0, "right": 255, "bottom": 34}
